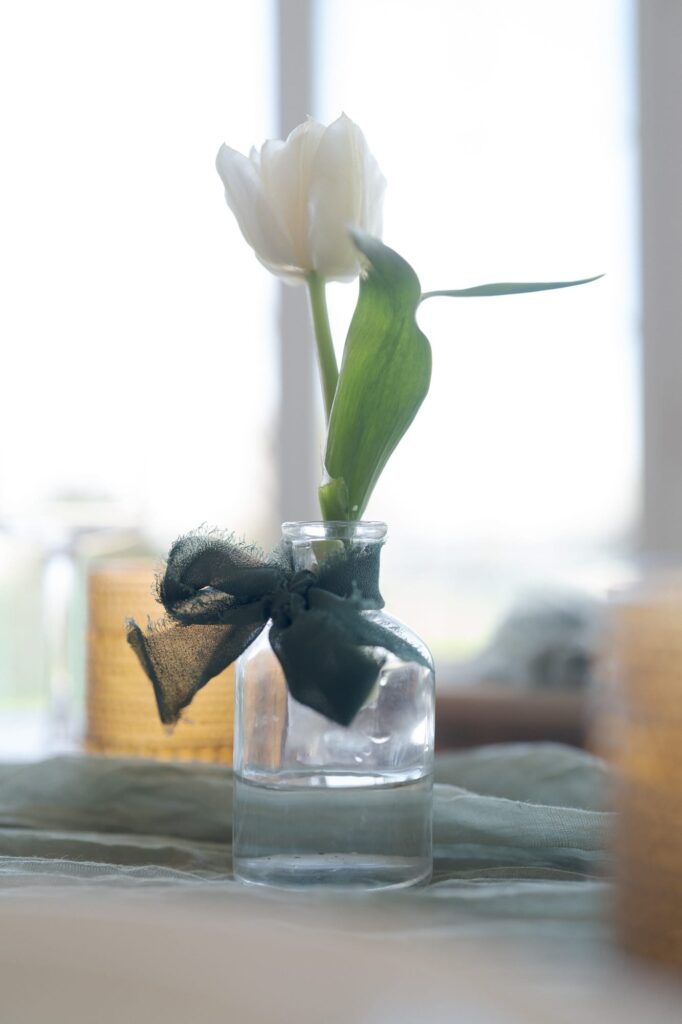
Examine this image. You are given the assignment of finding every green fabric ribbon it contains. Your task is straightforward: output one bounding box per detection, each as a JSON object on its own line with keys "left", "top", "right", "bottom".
{"left": 127, "top": 530, "right": 430, "bottom": 727}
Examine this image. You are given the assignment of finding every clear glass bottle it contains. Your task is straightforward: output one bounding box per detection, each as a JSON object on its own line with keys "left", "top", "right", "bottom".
{"left": 232, "top": 521, "right": 435, "bottom": 890}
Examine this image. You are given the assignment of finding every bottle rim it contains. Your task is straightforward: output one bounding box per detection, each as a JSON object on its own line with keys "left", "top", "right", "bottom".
{"left": 281, "top": 521, "right": 387, "bottom": 542}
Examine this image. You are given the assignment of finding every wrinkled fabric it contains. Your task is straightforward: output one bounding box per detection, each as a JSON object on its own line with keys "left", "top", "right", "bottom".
{"left": 0, "top": 745, "right": 612, "bottom": 921}
{"left": 127, "top": 529, "right": 429, "bottom": 727}
{"left": 6, "top": 746, "right": 682, "bottom": 1024}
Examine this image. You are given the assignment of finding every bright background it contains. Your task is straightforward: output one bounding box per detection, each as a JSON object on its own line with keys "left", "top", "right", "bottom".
{"left": 319, "top": 0, "right": 638, "bottom": 653}
{"left": 0, "top": 0, "right": 638, "bottom": 751}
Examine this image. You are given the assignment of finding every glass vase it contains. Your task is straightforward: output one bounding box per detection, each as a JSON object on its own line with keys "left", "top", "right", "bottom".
{"left": 232, "top": 521, "right": 435, "bottom": 890}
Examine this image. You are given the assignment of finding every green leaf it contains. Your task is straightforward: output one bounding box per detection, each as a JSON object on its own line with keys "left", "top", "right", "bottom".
{"left": 420, "top": 275, "right": 602, "bottom": 300}
{"left": 319, "top": 230, "right": 432, "bottom": 521}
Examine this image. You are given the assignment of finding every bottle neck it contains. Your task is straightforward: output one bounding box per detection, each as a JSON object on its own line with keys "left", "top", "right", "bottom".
{"left": 281, "top": 521, "right": 386, "bottom": 603}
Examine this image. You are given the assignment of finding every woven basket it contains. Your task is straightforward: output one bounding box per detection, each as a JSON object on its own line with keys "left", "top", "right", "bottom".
{"left": 608, "top": 587, "right": 682, "bottom": 969}
{"left": 85, "top": 559, "right": 233, "bottom": 763}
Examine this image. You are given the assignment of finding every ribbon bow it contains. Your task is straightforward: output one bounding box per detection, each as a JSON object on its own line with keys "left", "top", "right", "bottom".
{"left": 127, "top": 529, "right": 430, "bottom": 727}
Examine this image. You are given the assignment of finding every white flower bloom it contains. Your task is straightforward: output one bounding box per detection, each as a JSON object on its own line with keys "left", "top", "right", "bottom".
{"left": 216, "top": 114, "right": 386, "bottom": 283}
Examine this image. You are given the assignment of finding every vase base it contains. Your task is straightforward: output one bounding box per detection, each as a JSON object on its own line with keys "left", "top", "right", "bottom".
{"left": 233, "top": 855, "right": 432, "bottom": 891}
{"left": 232, "top": 773, "right": 433, "bottom": 891}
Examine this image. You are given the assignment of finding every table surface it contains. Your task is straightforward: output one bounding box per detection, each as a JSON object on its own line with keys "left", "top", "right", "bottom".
{"left": 0, "top": 744, "right": 679, "bottom": 1023}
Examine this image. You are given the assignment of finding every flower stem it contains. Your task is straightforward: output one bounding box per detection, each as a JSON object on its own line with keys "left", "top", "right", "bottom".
{"left": 307, "top": 272, "right": 338, "bottom": 423}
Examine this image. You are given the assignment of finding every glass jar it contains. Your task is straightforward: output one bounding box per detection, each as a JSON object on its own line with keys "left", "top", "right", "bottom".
{"left": 232, "top": 521, "right": 435, "bottom": 890}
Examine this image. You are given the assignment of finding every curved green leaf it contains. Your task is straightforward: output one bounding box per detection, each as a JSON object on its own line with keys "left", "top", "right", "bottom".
{"left": 319, "top": 230, "right": 431, "bottom": 521}
{"left": 421, "top": 275, "right": 602, "bottom": 300}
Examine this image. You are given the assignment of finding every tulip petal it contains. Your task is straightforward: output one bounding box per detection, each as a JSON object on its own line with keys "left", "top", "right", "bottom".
{"left": 259, "top": 119, "right": 326, "bottom": 271}
{"left": 215, "top": 143, "right": 299, "bottom": 277}
{"left": 308, "top": 114, "right": 386, "bottom": 282}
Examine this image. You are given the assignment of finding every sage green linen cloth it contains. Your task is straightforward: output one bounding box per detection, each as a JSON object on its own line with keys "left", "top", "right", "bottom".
{"left": 0, "top": 743, "right": 612, "bottom": 930}
{"left": 4, "top": 745, "right": 682, "bottom": 1024}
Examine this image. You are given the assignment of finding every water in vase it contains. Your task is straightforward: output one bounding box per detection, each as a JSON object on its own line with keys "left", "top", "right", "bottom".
{"left": 233, "top": 771, "right": 433, "bottom": 889}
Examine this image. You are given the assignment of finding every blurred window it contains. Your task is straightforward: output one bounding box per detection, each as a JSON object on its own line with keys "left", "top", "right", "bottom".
{"left": 317, "top": 0, "right": 639, "bottom": 658}
{"left": 0, "top": 1, "right": 277, "bottom": 752}
{"left": 0, "top": 0, "right": 278, "bottom": 546}
{"left": 0, "top": 0, "right": 640, "bottom": 755}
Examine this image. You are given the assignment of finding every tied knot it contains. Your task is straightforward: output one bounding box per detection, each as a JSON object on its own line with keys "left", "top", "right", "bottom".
{"left": 266, "top": 570, "right": 315, "bottom": 628}
{"left": 127, "top": 528, "right": 430, "bottom": 727}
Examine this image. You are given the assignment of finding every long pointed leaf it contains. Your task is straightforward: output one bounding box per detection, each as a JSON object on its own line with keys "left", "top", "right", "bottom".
{"left": 421, "top": 275, "right": 602, "bottom": 300}
{"left": 319, "top": 230, "right": 431, "bottom": 520}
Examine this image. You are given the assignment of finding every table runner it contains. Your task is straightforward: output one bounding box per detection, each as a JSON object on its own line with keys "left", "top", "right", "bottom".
{"left": 0, "top": 743, "right": 611, "bottom": 933}
{"left": 8, "top": 742, "right": 682, "bottom": 1024}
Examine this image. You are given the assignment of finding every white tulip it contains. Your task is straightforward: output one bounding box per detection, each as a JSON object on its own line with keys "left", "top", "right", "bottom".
{"left": 216, "top": 113, "right": 386, "bottom": 283}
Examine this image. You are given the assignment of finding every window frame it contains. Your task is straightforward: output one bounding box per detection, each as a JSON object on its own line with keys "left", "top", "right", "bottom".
{"left": 639, "top": 0, "right": 682, "bottom": 560}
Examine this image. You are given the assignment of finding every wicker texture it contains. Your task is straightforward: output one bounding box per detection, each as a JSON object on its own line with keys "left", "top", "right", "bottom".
{"left": 609, "top": 587, "right": 682, "bottom": 969}
{"left": 86, "top": 560, "right": 233, "bottom": 763}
